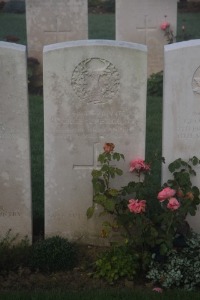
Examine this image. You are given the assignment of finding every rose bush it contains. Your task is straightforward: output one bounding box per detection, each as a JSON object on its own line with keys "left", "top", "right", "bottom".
{"left": 160, "top": 18, "right": 174, "bottom": 44}
{"left": 87, "top": 143, "right": 200, "bottom": 278}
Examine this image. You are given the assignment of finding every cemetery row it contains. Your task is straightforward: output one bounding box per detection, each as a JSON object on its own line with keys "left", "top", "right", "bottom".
{"left": 26, "top": 0, "right": 177, "bottom": 76}
{"left": 1, "top": 38, "right": 200, "bottom": 243}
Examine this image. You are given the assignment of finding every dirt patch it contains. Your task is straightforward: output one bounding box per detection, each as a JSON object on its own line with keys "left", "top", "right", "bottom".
{"left": 0, "top": 244, "right": 133, "bottom": 291}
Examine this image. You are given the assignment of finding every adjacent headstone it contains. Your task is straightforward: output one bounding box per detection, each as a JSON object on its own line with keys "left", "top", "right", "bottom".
{"left": 26, "top": 0, "right": 88, "bottom": 84}
{"left": 0, "top": 42, "right": 32, "bottom": 241}
{"left": 116, "top": 0, "right": 177, "bottom": 75}
{"left": 162, "top": 40, "right": 200, "bottom": 233}
{"left": 44, "top": 40, "right": 147, "bottom": 245}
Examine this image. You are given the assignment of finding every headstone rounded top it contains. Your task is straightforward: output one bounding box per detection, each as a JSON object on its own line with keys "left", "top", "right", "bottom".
{"left": 165, "top": 40, "right": 200, "bottom": 52}
{"left": 0, "top": 41, "right": 25, "bottom": 51}
{"left": 43, "top": 40, "right": 147, "bottom": 53}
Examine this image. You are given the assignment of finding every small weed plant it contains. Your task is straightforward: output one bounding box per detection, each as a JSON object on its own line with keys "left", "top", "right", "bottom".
{"left": 0, "top": 232, "right": 78, "bottom": 274}
{"left": 87, "top": 143, "right": 200, "bottom": 284}
{"left": 30, "top": 236, "right": 77, "bottom": 272}
{"left": 94, "top": 244, "right": 139, "bottom": 284}
{"left": 147, "top": 71, "right": 163, "bottom": 97}
{"left": 0, "top": 229, "right": 31, "bottom": 273}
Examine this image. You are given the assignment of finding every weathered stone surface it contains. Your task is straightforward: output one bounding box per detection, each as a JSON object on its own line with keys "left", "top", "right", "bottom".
{"left": 26, "top": 0, "right": 88, "bottom": 84}
{"left": 0, "top": 42, "right": 32, "bottom": 241}
{"left": 116, "top": 0, "right": 177, "bottom": 75}
{"left": 162, "top": 40, "right": 200, "bottom": 233}
{"left": 44, "top": 40, "right": 147, "bottom": 245}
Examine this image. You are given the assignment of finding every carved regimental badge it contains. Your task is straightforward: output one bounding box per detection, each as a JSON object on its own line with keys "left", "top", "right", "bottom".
{"left": 71, "top": 58, "right": 120, "bottom": 104}
{"left": 192, "top": 66, "right": 200, "bottom": 94}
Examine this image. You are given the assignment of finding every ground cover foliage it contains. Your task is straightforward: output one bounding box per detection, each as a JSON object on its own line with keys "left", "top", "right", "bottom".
{"left": 87, "top": 143, "right": 200, "bottom": 288}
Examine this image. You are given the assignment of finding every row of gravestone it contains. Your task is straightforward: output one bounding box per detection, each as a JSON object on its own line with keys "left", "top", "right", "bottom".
{"left": 26, "top": 0, "right": 177, "bottom": 76}
{"left": 1, "top": 39, "right": 200, "bottom": 244}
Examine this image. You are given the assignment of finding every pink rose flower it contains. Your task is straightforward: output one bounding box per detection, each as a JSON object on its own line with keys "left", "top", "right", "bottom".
{"left": 129, "top": 158, "right": 150, "bottom": 173}
{"left": 160, "top": 21, "right": 170, "bottom": 30}
{"left": 167, "top": 197, "right": 180, "bottom": 211}
{"left": 157, "top": 187, "right": 176, "bottom": 202}
{"left": 152, "top": 287, "right": 163, "bottom": 293}
{"left": 128, "top": 199, "right": 146, "bottom": 214}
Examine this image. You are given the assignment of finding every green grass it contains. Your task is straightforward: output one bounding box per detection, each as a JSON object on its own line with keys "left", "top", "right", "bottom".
{"left": 89, "top": 13, "right": 115, "bottom": 39}
{"left": 0, "top": 13, "right": 116, "bottom": 43}
{"left": 145, "top": 95, "right": 163, "bottom": 189}
{"left": 29, "top": 95, "right": 44, "bottom": 237}
{"left": 1, "top": 11, "right": 200, "bottom": 44}
{"left": 0, "top": 13, "right": 27, "bottom": 44}
{"left": 177, "top": 12, "right": 200, "bottom": 41}
{"left": 0, "top": 288, "right": 200, "bottom": 300}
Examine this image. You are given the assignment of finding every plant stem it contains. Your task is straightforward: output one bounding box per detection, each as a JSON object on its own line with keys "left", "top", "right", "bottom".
{"left": 167, "top": 213, "right": 174, "bottom": 235}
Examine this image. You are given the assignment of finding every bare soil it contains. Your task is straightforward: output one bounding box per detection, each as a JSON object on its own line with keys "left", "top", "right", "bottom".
{"left": 0, "top": 245, "right": 135, "bottom": 291}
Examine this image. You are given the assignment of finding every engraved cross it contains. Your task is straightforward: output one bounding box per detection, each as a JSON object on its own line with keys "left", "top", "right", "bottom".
{"left": 73, "top": 142, "right": 101, "bottom": 171}
{"left": 136, "top": 15, "right": 157, "bottom": 44}
{"left": 44, "top": 12, "right": 72, "bottom": 43}
{"left": 73, "top": 142, "right": 116, "bottom": 171}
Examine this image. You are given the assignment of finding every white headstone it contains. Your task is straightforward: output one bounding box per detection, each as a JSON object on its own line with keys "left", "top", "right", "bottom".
{"left": 26, "top": 0, "right": 88, "bottom": 82}
{"left": 0, "top": 42, "right": 32, "bottom": 241}
{"left": 116, "top": 0, "right": 177, "bottom": 75}
{"left": 44, "top": 40, "right": 147, "bottom": 245}
{"left": 162, "top": 40, "right": 200, "bottom": 233}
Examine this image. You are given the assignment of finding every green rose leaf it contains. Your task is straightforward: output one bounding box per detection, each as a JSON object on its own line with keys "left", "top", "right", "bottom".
{"left": 86, "top": 206, "right": 95, "bottom": 219}
{"left": 108, "top": 189, "right": 119, "bottom": 197}
{"left": 101, "top": 164, "right": 109, "bottom": 172}
{"left": 91, "top": 169, "right": 102, "bottom": 178}
{"left": 168, "top": 159, "right": 182, "bottom": 172}
{"left": 109, "top": 167, "right": 116, "bottom": 178}
{"left": 94, "top": 194, "right": 107, "bottom": 204}
{"left": 188, "top": 206, "right": 196, "bottom": 216}
{"left": 113, "top": 152, "right": 121, "bottom": 161}
{"left": 192, "top": 186, "right": 200, "bottom": 195}
{"left": 189, "top": 169, "right": 196, "bottom": 176}
{"left": 160, "top": 243, "right": 168, "bottom": 255}
{"left": 103, "top": 199, "right": 115, "bottom": 212}
{"left": 93, "top": 179, "right": 105, "bottom": 193}
{"left": 94, "top": 195, "right": 115, "bottom": 212}
{"left": 115, "top": 168, "right": 123, "bottom": 176}
{"left": 120, "top": 154, "right": 125, "bottom": 160}
{"left": 190, "top": 156, "right": 199, "bottom": 166}
{"left": 98, "top": 153, "right": 106, "bottom": 164}
{"left": 168, "top": 162, "right": 176, "bottom": 173}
